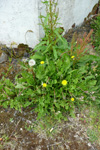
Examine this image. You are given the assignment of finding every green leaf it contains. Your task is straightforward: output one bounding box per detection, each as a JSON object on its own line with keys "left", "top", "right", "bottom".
{"left": 4, "top": 79, "right": 14, "bottom": 87}
{"left": 43, "top": 43, "right": 52, "bottom": 54}
{"left": 87, "top": 80, "right": 97, "bottom": 86}
{"left": 70, "top": 111, "right": 75, "bottom": 118}
{"left": 53, "top": 46, "right": 58, "bottom": 59}
{"left": 54, "top": 103, "right": 60, "bottom": 109}
{"left": 62, "top": 55, "right": 71, "bottom": 73}
{"left": 42, "top": 1, "right": 48, "bottom": 4}
{"left": 44, "top": 13, "right": 49, "bottom": 26}
{"left": 78, "top": 55, "right": 100, "bottom": 65}
{"left": 31, "top": 52, "right": 44, "bottom": 60}
{"left": 65, "top": 104, "right": 69, "bottom": 110}
{"left": 54, "top": 29, "right": 64, "bottom": 42}
{"left": 2, "top": 101, "right": 9, "bottom": 108}
{"left": 23, "top": 101, "right": 33, "bottom": 107}
{"left": 15, "top": 83, "right": 26, "bottom": 89}
{"left": 0, "top": 85, "right": 3, "bottom": 90}
{"left": 85, "top": 75, "right": 95, "bottom": 81}
{"left": 60, "top": 101, "right": 65, "bottom": 107}
{"left": 53, "top": 80, "right": 57, "bottom": 84}
{"left": 78, "top": 66, "right": 87, "bottom": 74}
{"left": 32, "top": 41, "right": 47, "bottom": 51}
{"left": 39, "top": 15, "right": 45, "bottom": 19}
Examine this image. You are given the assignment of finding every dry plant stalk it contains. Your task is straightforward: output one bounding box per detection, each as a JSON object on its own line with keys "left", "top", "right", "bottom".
{"left": 70, "top": 29, "right": 93, "bottom": 61}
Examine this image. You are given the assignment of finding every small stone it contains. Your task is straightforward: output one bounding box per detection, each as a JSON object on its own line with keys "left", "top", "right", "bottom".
{"left": 88, "top": 143, "right": 91, "bottom": 147}
{"left": 0, "top": 52, "right": 8, "bottom": 63}
{"left": 22, "top": 57, "right": 28, "bottom": 62}
{"left": 74, "top": 134, "right": 79, "bottom": 138}
{"left": 26, "top": 120, "right": 32, "bottom": 124}
{"left": 0, "top": 111, "right": 3, "bottom": 113}
{"left": 23, "top": 52, "right": 30, "bottom": 57}
{"left": 20, "top": 128, "right": 23, "bottom": 131}
{"left": 0, "top": 129, "right": 5, "bottom": 134}
{"left": 77, "top": 114, "right": 80, "bottom": 117}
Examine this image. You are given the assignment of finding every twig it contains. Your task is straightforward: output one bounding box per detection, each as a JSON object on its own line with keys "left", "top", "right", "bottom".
{"left": 54, "top": 88, "right": 56, "bottom": 99}
{"left": 60, "top": 51, "right": 68, "bottom": 59}
{"left": 48, "top": 141, "right": 62, "bottom": 147}
{"left": 18, "top": 87, "right": 28, "bottom": 97}
{"left": 9, "top": 118, "right": 21, "bottom": 139}
{"left": 69, "top": 91, "right": 77, "bottom": 99}
{"left": 46, "top": 77, "right": 50, "bottom": 84}
{"left": 78, "top": 87, "right": 89, "bottom": 95}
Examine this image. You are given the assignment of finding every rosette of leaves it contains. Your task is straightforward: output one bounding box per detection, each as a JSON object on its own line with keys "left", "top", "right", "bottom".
{"left": 14, "top": 50, "right": 99, "bottom": 120}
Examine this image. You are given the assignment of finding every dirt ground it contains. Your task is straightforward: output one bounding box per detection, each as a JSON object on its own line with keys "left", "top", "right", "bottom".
{"left": 0, "top": 105, "right": 100, "bottom": 150}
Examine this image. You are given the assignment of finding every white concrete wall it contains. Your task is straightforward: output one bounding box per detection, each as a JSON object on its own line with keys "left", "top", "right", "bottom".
{"left": 0, "top": 0, "right": 39, "bottom": 48}
{"left": 58, "top": 0, "right": 99, "bottom": 32}
{"left": 0, "top": 0, "right": 99, "bottom": 48}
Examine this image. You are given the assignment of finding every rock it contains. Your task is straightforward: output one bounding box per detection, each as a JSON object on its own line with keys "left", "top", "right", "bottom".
{"left": 0, "top": 52, "right": 8, "bottom": 63}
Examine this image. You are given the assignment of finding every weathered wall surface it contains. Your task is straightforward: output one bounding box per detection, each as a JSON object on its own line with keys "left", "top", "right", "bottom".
{"left": 0, "top": 0, "right": 39, "bottom": 48}
{"left": 58, "top": 0, "right": 99, "bottom": 32}
{"left": 0, "top": 0, "right": 99, "bottom": 48}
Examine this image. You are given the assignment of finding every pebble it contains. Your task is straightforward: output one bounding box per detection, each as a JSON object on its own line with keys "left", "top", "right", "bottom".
{"left": 74, "top": 134, "right": 79, "bottom": 138}
{"left": 0, "top": 52, "right": 8, "bottom": 63}
{"left": 77, "top": 114, "right": 80, "bottom": 117}
{"left": 88, "top": 143, "right": 92, "bottom": 147}
{"left": 20, "top": 128, "right": 23, "bottom": 131}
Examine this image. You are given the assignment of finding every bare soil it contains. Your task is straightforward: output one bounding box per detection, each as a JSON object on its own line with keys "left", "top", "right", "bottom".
{"left": 0, "top": 106, "right": 100, "bottom": 150}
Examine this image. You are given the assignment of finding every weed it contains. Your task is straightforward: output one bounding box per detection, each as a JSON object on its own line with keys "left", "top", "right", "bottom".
{"left": 80, "top": 104, "right": 100, "bottom": 144}
{"left": 91, "top": 14, "right": 100, "bottom": 53}
{"left": 0, "top": 0, "right": 100, "bottom": 122}
{"left": 2, "top": 134, "right": 9, "bottom": 142}
{"left": 87, "top": 128, "right": 98, "bottom": 143}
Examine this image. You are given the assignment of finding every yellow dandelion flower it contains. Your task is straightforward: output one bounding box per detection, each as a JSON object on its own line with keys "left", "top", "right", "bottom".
{"left": 42, "top": 83, "right": 47, "bottom": 87}
{"left": 71, "top": 56, "right": 75, "bottom": 59}
{"left": 62, "top": 80, "right": 67, "bottom": 86}
{"left": 71, "top": 97, "right": 74, "bottom": 101}
{"left": 40, "top": 61, "right": 44, "bottom": 64}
